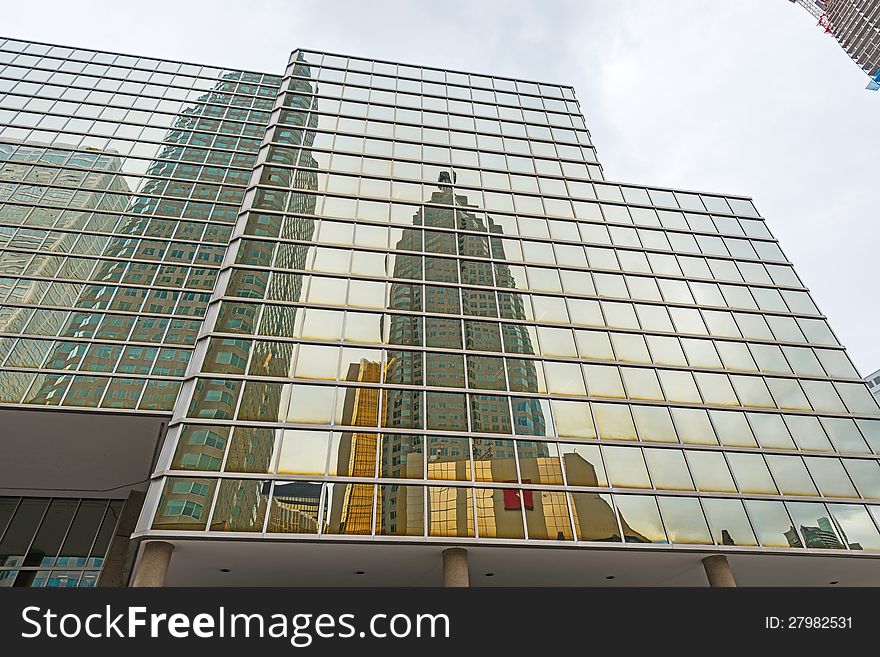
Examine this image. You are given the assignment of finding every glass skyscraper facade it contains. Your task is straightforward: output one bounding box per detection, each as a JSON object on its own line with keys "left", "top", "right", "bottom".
{"left": 2, "top": 37, "right": 880, "bottom": 585}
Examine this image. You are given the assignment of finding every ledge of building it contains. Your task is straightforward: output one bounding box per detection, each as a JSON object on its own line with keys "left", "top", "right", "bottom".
{"left": 0, "top": 407, "right": 167, "bottom": 498}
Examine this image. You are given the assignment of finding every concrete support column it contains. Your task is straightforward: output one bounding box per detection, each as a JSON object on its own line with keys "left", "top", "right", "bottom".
{"left": 442, "top": 547, "right": 469, "bottom": 587}
{"left": 702, "top": 554, "right": 736, "bottom": 588}
{"left": 97, "top": 490, "right": 145, "bottom": 587}
{"left": 131, "top": 541, "right": 174, "bottom": 587}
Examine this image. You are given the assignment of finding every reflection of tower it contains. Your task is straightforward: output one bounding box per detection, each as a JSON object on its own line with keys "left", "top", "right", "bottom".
{"left": 191, "top": 55, "right": 320, "bottom": 422}
{"left": 564, "top": 453, "right": 647, "bottom": 542}
{"left": 797, "top": 517, "right": 846, "bottom": 549}
{"left": 2, "top": 143, "right": 134, "bottom": 405}
{"left": 327, "top": 359, "right": 381, "bottom": 534}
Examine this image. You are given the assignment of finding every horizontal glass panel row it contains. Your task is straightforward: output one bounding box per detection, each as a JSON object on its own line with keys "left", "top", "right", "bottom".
{"left": 0, "top": 278, "right": 211, "bottom": 316}
{"left": 0, "top": 337, "right": 189, "bottom": 374}
{"left": 0, "top": 371, "right": 179, "bottom": 410}
{"left": 198, "top": 341, "right": 868, "bottom": 414}
{"left": 274, "top": 126, "right": 590, "bottom": 171}
{"left": 0, "top": 143, "right": 257, "bottom": 183}
{"left": 1, "top": 242, "right": 224, "bottom": 269}
{"left": 0, "top": 64, "right": 277, "bottom": 101}
{"left": 0, "top": 79, "right": 274, "bottom": 119}
{"left": 0, "top": 568, "right": 101, "bottom": 587}
{"left": 0, "top": 102, "right": 268, "bottom": 140}
{"left": 234, "top": 246, "right": 800, "bottom": 305}
{"left": 246, "top": 209, "right": 775, "bottom": 259}
{"left": 169, "top": 424, "right": 880, "bottom": 499}
{"left": 0, "top": 204, "right": 237, "bottom": 241}
{"left": 183, "top": 379, "right": 880, "bottom": 452}
{"left": 222, "top": 274, "right": 836, "bottom": 346}
{"left": 0, "top": 124, "right": 263, "bottom": 164}
{"left": 208, "top": 306, "right": 858, "bottom": 378}
{"left": 0, "top": 94, "right": 270, "bottom": 132}
{"left": 262, "top": 148, "right": 600, "bottom": 187}
{"left": 0, "top": 255, "right": 219, "bottom": 292}
{"left": 277, "top": 95, "right": 588, "bottom": 139}
{"left": 1, "top": 41, "right": 278, "bottom": 84}
{"left": 1, "top": 182, "right": 244, "bottom": 221}
{"left": 295, "top": 60, "right": 574, "bottom": 105}
{"left": 150, "top": 475, "right": 880, "bottom": 551}
{"left": 0, "top": 497, "right": 122, "bottom": 569}
{"left": 296, "top": 50, "right": 572, "bottom": 99}
{"left": 0, "top": 166, "right": 247, "bottom": 203}
{"left": 0, "top": 307, "right": 197, "bottom": 345}
{"left": 0, "top": 127, "right": 262, "bottom": 165}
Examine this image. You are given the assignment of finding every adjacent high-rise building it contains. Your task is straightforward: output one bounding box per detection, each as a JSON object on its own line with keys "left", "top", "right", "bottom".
{"left": 866, "top": 368, "right": 880, "bottom": 404}
{"left": 789, "top": 0, "right": 880, "bottom": 82}
{"left": 2, "top": 37, "right": 880, "bottom": 587}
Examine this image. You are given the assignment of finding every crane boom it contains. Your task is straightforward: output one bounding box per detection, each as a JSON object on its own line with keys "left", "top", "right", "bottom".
{"left": 788, "top": 0, "right": 831, "bottom": 31}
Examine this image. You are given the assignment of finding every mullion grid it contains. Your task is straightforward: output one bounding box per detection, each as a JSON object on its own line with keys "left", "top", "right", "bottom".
{"left": 0, "top": 53, "right": 268, "bottom": 410}
{"left": 129, "top": 50, "right": 880, "bottom": 553}
{"left": 0, "top": 497, "right": 119, "bottom": 588}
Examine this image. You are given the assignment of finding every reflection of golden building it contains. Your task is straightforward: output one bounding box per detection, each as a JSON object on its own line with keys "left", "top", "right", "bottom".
{"left": 268, "top": 481, "right": 321, "bottom": 534}
{"left": 412, "top": 451, "right": 642, "bottom": 542}
{"left": 327, "top": 359, "right": 381, "bottom": 534}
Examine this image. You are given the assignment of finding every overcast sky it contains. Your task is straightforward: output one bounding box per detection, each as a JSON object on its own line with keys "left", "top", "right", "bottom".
{"left": 4, "top": 0, "right": 878, "bottom": 374}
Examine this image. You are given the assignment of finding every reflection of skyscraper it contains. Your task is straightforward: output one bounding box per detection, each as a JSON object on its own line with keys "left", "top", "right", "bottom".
{"left": 5, "top": 38, "right": 880, "bottom": 587}
{"left": 798, "top": 517, "right": 846, "bottom": 549}
{"left": 0, "top": 38, "right": 280, "bottom": 586}
{"left": 327, "top": 359, "right": 381, "bottom": 534}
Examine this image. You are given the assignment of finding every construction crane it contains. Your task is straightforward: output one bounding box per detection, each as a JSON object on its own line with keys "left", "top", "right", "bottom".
{"left": 787, "top": 0, "right": 880, "bottom": 89}
{"left": 788, "top": 0, "right": 832, "bottom": 32}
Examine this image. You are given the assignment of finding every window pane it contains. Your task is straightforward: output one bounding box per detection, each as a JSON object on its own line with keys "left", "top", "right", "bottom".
{"left": 225, "top": 427, "right": 276, "bottom": 473}
{"left": 671, "top": 408, "right": 717, "bottom": 445}
{"left": 786, "top": 502, "right": 844, "bottom": 549}
{"left": 827, "top": 504, "right": 880, "bottom": 551}
{"left": 744, "top": 500, "right": 801, "bottom": 548}
{"left": 569, "top": 492, "right": 620, "bottom": 541}
{"left": 727, "top": 452, "right": 777, "bottom": 494}
{"left": 475, "top": 487, "right": 524, "bottom": 539}
{"left": 766, "top": 455, "right": 818, "bottom": 496}
{"left": 843, "top": 459, "right": 880, "bottom": 499}
{"left": 657, "top": 496, "right": 712, "bottom": 545}
{"left": 603, "top": 446, "right": 651, "bottom": 488}
{"left": 517, "top": 440, "right": 563, "bottom": 485}
{"left": 472, "top": 438, "right": 516, "bottom": 482}
{"left": 268, "top": 481, "right": 321, "bottom": 534}
{"left": 614, "top": 495, "right": 667, "bottom": 543}
{"left": 550, "top": 400, "right": 596, "bottom": 438}
{"left": 25, "top": 499, "right": 77, "bottom": 567}
{"left": 426, "top": 436, "right": 470, "bottom": 481}
{"left": 277, "top": 430, "right": 330, "bottom": 475}
{"left": 152, "top": 478, "right": 216, "bottom": 531}
{"left": 748, "top": 412, "right": 795, "bottom": 449}
{"left": 377, "top": 484, "right": 424, "bottom": 537}
{"left": 702, "top": 498, "right": 758, "bottom": 547}
{"left": 709, "top": 410, "right": 757, "bottom": 447}
{"left": 804, "top": 457, "right": 858, "bottom": 498}
{"left": 210, "top": 479, "right": 268, "bottom": 532}
{"left": 644, "top": 448, "right": 694, "bottom": 490}
{"left": 631, "top": 405, "right": 678, "bottom": 443}
{"left": 323, "top": 483, "right": 374, "bottom": 535}
{"left": 685, "top": 451, "right": 737, "bottom": 492}
{"left": 593, "top": 403, "right": 637, "bottom": 441}
{"left": 559, "top": 443, "right": 607, "bottom": 486}
{"left": 526, "top": 490, "right": 573, "bottom": 540}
